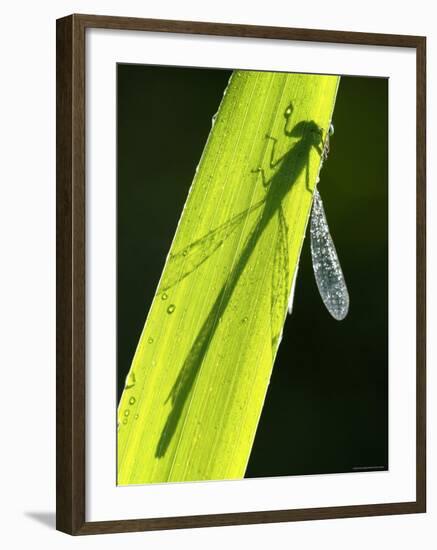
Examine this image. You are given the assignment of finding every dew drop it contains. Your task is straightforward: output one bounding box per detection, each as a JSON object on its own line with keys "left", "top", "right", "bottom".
{"left": 122, "top": 418, "right": 128, "bottom": 425}
{"left": 162, "top": 292, "right": 168, "bottom": 301}
{"left": 125, "top": 371, "right": 136, "bottom": 389}
{"left": 242, "top": 316, "right": 248, "bottom": 324}
{"left": 129, "top": 397, "right": 136, "bottom": 405}
{"left": 284, "top": 102, "right": 294, "bottom": 118}
{"left": 148, "top": 337, "right": 154, "bottom": 344}
{"left": 167, "top": 304, "right": 176, "bottom": 314}
{"left": 124, "top": 409, "right": 130, "bottom": 417}
{"left": 134, "top": 414, "right": 139, "bottom": 420}
{"left": 182, "top": 250, "right": 188, "bottom": 257}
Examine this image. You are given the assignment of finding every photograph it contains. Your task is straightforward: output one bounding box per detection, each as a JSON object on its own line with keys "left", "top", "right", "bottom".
{"left": 116, "top": 65, "right": 389, "bottom": 485}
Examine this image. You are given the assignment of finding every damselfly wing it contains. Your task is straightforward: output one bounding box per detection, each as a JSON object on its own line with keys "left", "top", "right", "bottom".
{"left": 310, "top": 188, "right": 349, "bottom": 320}
{"left": 158, "top": 198, "right": 266, "bottom": 294}
{"left": 271, "top": 205, "right": 292, "bottom": 348}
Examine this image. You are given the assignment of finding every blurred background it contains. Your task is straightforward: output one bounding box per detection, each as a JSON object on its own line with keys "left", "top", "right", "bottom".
{"left": 117, "top": 64, "right": 388, "bottom": 478}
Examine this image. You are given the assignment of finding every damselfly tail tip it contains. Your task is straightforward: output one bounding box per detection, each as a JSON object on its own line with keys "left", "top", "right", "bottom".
{"left": 329, "top": 298, "right": 349, "bottom": 321}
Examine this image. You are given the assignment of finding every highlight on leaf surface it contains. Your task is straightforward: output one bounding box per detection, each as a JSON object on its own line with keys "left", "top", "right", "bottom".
{"left": 117, "top": 70, "right": 340, "bottom": 484}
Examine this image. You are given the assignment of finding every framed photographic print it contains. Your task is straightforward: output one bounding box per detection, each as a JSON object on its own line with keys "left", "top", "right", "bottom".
{"left": 56, "top": 14, "right": 426, "bottom": 535}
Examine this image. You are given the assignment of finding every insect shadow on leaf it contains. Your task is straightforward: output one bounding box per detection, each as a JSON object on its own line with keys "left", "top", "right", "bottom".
{"left": 155, "top": 103, "right": 326, "bottom": 459}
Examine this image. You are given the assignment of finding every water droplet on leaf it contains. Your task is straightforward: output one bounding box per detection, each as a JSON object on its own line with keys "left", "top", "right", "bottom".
{"left": 125, "top": 371, "right": 136, "bottom": 389}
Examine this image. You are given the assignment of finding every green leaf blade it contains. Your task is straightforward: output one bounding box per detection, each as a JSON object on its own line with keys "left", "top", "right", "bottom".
{"left": 118, "top": 70, "right": 340, "bottom": 484}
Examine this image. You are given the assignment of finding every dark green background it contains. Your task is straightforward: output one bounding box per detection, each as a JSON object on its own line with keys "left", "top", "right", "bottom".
{"left": 117, "top": 64, "right": 388, "bottom": 478}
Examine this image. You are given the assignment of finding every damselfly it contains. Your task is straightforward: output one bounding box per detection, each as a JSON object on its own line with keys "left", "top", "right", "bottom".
{"left": 309, "top": 124, "right": 349, "bottom": 320}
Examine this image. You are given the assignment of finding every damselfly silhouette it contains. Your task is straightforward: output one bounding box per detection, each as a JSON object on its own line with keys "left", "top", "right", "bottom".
{"left": 159, "top": 107, "right": 349, "bottom": 325}
{"left": 155, "top": 102, "right": 349, "bottom": 457}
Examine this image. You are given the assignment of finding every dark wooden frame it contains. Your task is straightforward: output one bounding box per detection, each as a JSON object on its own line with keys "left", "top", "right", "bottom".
{"left": 56, "top": 13, "right": 426, "bottom": 535}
